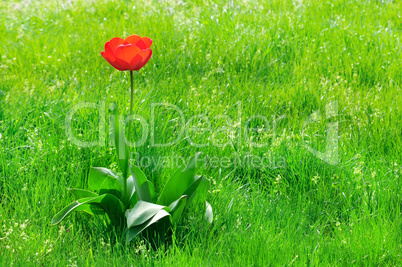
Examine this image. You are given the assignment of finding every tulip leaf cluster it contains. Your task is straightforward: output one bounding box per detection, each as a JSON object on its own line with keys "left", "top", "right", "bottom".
{"left": 51, "top": 106, "right": 212, "bottom": 243}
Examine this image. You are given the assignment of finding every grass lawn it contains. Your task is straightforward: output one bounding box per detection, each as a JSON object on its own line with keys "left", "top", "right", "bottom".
{"left": 1, "top": 0, "right": 401, "bottom": 265}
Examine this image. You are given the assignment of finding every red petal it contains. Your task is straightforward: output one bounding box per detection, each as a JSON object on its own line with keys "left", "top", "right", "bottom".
{"left": 105, "top": 37, "right": 125, "bottom": 54}
{"left": 114, "top": 44, "right": 141, "bottom": 64}
{"left": 141, "top": 37, "right": 152, "bottom": 48}
{"left": 125, "top": 35, "right": 141, "bottom": 45}
{"left": 115, "top": 57, "right": 130, "bottom": 70}
{"left": 131, "top": 49, "right": 152, "bottom": 70}
{"left": 101, "top": 51, "right": 127, "bottom": 71}
{"left": 134, "top": 39, "right": 147, "bottom": 50}
{"left": 128, "top": 54, "right": 143, "bottom": 71}
{"left": 140, "top": 49, "right": 152, "bottom": 63}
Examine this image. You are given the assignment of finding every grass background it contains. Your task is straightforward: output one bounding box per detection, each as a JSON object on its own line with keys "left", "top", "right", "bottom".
{"left": 1, "top": 0, "right": 401, "bottom": 265}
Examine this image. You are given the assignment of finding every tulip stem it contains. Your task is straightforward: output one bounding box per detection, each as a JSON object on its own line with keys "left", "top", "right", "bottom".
{"left": 124, "top": 70, "right": 134, "bottom": 208}
{"left": 128, "top": 70, "right": 134, "bottom": 142}
{"left": 129, "top": 71, "right": 134, "bottom": 114}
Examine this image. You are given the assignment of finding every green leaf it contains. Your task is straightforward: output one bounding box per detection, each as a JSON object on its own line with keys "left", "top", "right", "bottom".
{"left": 51, "top": 194, "right": 125, "bottom": 225}
{"left": 157, "top": 153, "right": 202, "bottom": 206}
{"left": 75, "top": 204, "right": 105, "bottom": 216}
{"left": 140, "top": 181, "right": 157, "bottom": 203}
{"left": 126, "top": 176, "right": 137, "bottom": 206}
{"left": 88, "top": 167, "right": 119, "bottom": 190}
{"left": 147, "top": 181, "right": 157, "bottom": 203}
{"left": 112, "top": 104, "right": 129, "bottom": 179}
{"left": 88, "top": 167, "right": 123, "bottom": 198}
{"left": 68, "top": 188, "right": 98, "bottom": 198}
{"left": 0, "top": 89, "right": 4, "bottom": 96}
{"left": 52, "top": 199, "right": 90, "bottom": 225}
{"left": 182, "top": 175, "right": 204, "bottom": 205}
{"left": 187, "top": 175, "right": 210, "bottom": 206}
{"left": 125, "top": 200, "right": 169, "bottom": 228}
{"left": 126, "top": 209, "right": 171, "bottom": 243}
{"left": 130, "top": 165, "right": 153, "bottom": 202}
{"left": 128, "top": 192, "right": 139, "bottom": 209}
{"left": 168, "top": 196, "right": 187, "bottom": 224}
{"left": 205, "top": 201, "right": 213, "bottom": 224}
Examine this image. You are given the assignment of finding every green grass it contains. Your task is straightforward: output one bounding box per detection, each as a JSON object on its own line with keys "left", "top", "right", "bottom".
{"left": 1, "top": 0, "right": 401, "bottom": 265}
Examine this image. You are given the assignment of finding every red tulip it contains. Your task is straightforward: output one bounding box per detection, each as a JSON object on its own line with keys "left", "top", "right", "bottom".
{"left": 101, "top": 35, "right": 152, "bottom": 71}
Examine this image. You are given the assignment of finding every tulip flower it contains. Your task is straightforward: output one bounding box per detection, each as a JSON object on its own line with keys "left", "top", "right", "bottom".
{"left": 101, "top": 35, "right": 152, "bottom": 71}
